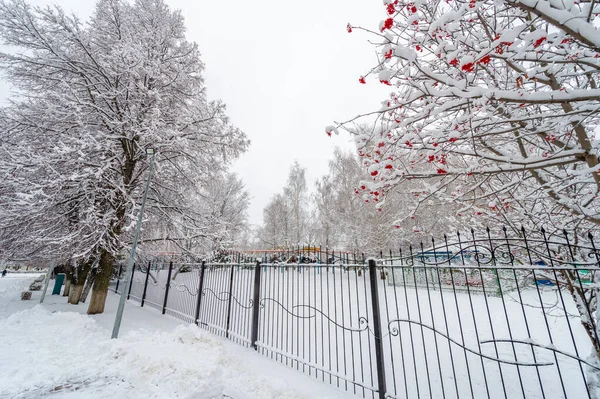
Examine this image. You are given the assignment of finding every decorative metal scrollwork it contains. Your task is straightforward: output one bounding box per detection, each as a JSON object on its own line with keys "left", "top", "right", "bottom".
{"left": 202, "top": 288, "right": 253, "bottom": 309}
{"left": 168, "top": 282, "right": 198, "bottom": 296}
{"left": 491, "top": 244, "right": 515, "bottom": 265}
{"left": 587, "top": 251, "right": 600, "bottom": 267}
{"left": 259, "top": 299, "right": 369, "bottom": 333}
{"left": 390, "top": 239, "right": 600, "bottom": 269}
{"left": 403, "top": 255, "right": 415, "bottom": 267}
{"left": 481, "top": 338, "right": 600, "bottom": 371}
{"left": 149, "top": 279, "right": 168, "bottom": 289}
{"left": 388, "top": 319, "right": 552, "bottom": 367}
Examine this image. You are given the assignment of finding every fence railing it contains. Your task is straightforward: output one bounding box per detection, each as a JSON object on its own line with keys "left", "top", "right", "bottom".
{"left": 114, "top": 227, "right": 600, "bottom": 399}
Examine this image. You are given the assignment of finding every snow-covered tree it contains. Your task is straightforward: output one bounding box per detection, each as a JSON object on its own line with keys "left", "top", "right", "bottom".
{"left": 258, "top": 162, "right": 311, "bottom": 248}
{"left": 204, "top": 173, "right": 250, "bottom": 250}
{"left": 312, "top": 148, "right": 369, "bottom": 252}
{"left": 336, "top": 0, "right": 600, "bottom": 379}
{"left": 0, "top": 0, "right": 248, "bottom": 313}
{"left": 284, "top": 161, "right": 310, "bottom": 245}
{"left": 313, "top": 175, "right": 337, "bottom": 248}
{"left": 140, "top": 172, "right": 250, "bottom": 257}
{"left": 336, "top": 0, "right": 600, "bottom": 232}
{"left": 259, "top": 193, "right": 291, "bottom": 249}
{"left": 311, "top": 148, "right": 468, "bottom": 254}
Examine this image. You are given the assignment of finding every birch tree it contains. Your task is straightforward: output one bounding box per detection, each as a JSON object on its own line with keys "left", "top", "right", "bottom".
{"left": 259, "top": 193, "right": 291, "bottom": 249}
{"left": 284, "top": 161, "right": 309, "bottom": 245}
{"left": 312, "top": 148, "right": 465, "bottom": 254}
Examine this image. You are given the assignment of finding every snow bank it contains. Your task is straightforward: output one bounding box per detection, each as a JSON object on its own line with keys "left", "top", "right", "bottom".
{"left": 0, "top": 274, "right": 44, "bottom": 316}
{"left": 0, "top": 277, "right": 348, "bottom": 399}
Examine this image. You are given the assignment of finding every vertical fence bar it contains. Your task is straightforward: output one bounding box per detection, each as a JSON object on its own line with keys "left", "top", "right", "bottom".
{"left": 194, "top": 261, "right": 207, "bottom": 326}
{"left": 225, "top": 258, "right": 236, "bottom": 339}
{"left": 115, "top": 263, "right": 123, "bottom": 293}
{"left": 540, "top": 228, "right": 569, "bottom": 399}
{"left": 420, "top": 241, "right": 446, "bottom": 398}
{"left": 564, "top": 230, "right": 599, "bottom": 346}
{"left": 250, "top": 260, "right": 262, "bottom": 350}
{"left": 162, "top": 261, "right": 174, "bottom": 315}
{"left": 127, "top": 263, "right": 135, "bottom": 300}
{"left": 141, "top": 261, "right": 151, "bottom": 307}
{"left": 368, "top": 259, "right": 387, "bottom": 399}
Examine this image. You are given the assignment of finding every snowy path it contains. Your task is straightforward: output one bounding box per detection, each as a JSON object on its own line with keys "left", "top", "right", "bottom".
{"left": 0, "top": 274, "right": 350, "bottom": 399}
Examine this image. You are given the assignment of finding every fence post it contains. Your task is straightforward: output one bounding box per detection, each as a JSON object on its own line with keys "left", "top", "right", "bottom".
{"left": 141, "top": 261, "right": 151, "bottom": 307}
{"left": 127, "top": 263, "right": 135, "bottom": 300}
{"left": 194, "top": 261, "right": 207, "bottom": 326}
{"left": 368, "top": 259, "right": 387, "bottom": 399}
{"left": 162, "top": 261, "right": 174, "bottom": 315}
{"left": 225, "top": 260, "right": 236, "bottom": 339}
{"left": 250, "top": 260, "right": 262, "bottom": 350}
{"left": 114, "top": 263, "right": 123, "bottom": 293}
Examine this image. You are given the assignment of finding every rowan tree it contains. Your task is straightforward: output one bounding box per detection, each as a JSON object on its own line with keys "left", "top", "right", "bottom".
{"left": 334, "top": 0, "right": 600, "bottom": 232}
{"left": 334, "top": 0, "right": 600, "bottom": 377}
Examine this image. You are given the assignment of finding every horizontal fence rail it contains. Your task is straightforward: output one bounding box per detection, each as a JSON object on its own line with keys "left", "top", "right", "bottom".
{"left": 112, "top": 228, "right": 600, "bottom": 399}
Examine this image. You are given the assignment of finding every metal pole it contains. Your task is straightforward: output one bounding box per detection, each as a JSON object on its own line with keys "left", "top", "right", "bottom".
{"left": 194, "top": 261, "right": 207, "bottom": 325}
{"left": 162, "top": 261, "right": 174, "bottom": 314}
{"left": 112, "top": 151, "right": 156, "bottom": 339}
{"left": 250, "top": 260, "right": 262, "bottom": 350}
{"left": 368, "top": 259, "right": 387, "bottom": 399}
{"left": 141, "top": 261, "right": 151, "bottom": 307}
{"left": 225, "top": 256, "right": 237, "bottom": 339}
{"left": 39, "top": 263, "right": 55, "bottom": 304}
{"left": 127, "top": 263, "right": 135, "bottom": 300}
{"left": 115, "top": 263, "right": 123, "bottom": 293}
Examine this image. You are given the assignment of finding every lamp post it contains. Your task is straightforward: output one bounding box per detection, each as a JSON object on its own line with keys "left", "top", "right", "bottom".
{"left": 111, "top": 148, "right": 156, "bottom": 339}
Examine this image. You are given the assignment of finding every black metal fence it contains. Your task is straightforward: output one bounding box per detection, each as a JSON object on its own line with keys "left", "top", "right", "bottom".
{"left": 114, "top": 228, "right": 600, "bottom": 399}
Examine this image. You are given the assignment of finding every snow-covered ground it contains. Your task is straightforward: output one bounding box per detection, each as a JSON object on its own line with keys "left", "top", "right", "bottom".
{"left": 127, "top": 265, "right": 594, "bottom": 398}
{"left": 0, "top": 274, "right": 351, "bottom": 399}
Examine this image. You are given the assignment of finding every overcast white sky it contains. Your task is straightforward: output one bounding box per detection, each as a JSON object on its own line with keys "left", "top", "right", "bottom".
{"left": 3, "top": 0, "right": 388, "bottom": 225}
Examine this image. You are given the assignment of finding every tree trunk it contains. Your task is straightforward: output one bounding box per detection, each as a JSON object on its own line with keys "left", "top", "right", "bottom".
{"left": 69, "top": 258, "right": 94, "bottom": 305}
{"left": 63, "top": 277, "right": 71, "bottom": 297}
{"left": 80, "top": 269, "right": 96, "bottom": 303}
{"left": 69, "top": 283, "right": 84, "bottom": 304}
{"left": 63, "top": 265, "right": 73, "bottom": 297}
{"left": 87, "top": 249, "right": 114, "bottom": 315}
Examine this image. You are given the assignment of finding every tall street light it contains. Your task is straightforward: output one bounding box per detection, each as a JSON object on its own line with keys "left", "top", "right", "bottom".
{"left": 111, "top": 148, "right": 156, "bottom": 339}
